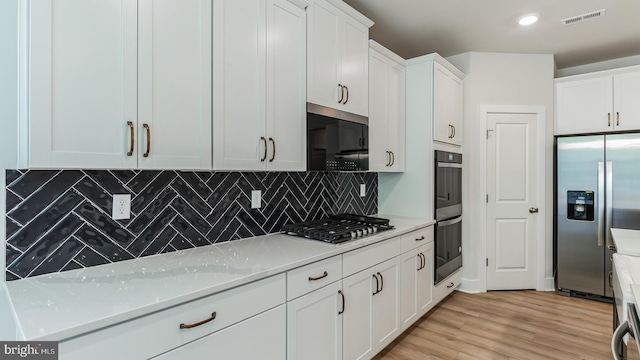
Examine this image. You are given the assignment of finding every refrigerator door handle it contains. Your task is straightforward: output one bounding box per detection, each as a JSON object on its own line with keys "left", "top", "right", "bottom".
{"left": 598, "top": 162, "right": 605, "bottom": 247}
{"left": 606, "top": 161, "right": 613, "bottom": 248}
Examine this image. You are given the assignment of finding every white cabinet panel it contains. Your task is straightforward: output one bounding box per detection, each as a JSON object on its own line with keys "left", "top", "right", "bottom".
{"left": 153, "top": 305, "right": 286, "bottom": 360}
{"left": 433, "top": 62, "right": 463, "bottom": 146}
{"left": 342, "top": 269, "right": 375, "bottom": 360}
{"left": 369, "top": 42, "right": 405, "bottom": 172}
{"left": 287, "top": 281, "right": 343, "bottom": 360}
{"left": 555, "top": 69, "right": 640, "bottom": 135}
{"left": 30, "top": 0, "right": 137, "bottom": 168}
{"left": 307, "top": 0, "right": 371, "bottom": 117}
{"left": 138, "top": 0, "right": 211, "bottom": 169}
{"left": 373, "top": 257, "right": 401, "bottom": 350}
{"left": 29, "top": 0, "right": 211, "bottom": 169}
{"left": 213, "top": 0, "right": 306, "bottom": 171}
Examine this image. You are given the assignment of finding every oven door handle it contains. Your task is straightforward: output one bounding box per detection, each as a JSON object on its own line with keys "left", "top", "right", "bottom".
{"left": 612, "top": 320, "right": 631, "bottom": 360}
{"left": 438, "top": 216, "right": 462, "bottom": 227}
{"left": 437, "top": 162, "right": 462, "bottom": 168}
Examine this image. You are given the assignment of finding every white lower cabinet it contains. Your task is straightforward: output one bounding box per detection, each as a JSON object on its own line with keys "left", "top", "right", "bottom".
{"left": 153, "top": 305, "right": 286, "bottom": 360}
{"left": 342, "top": 256, "right": 401, "bottom": 360}
{"left": 400, "top": 241, "right": 434, "bottom": 330}
{"left": 59, "top": 274, "right": 285, "bottom": 360}
{"left": 287, "top": 281, "right": 344, "bottom": 360}
{"left": 433, "top": 268, "right": 463, "bottom": 305}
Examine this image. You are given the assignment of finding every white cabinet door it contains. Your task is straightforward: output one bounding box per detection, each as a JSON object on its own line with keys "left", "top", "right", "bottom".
{"left": 613, "top": 72, "right": 640, "bottom": 132}
{"left": 152, "top": 305, "right": 286, "bottom": 360}
{"left": 400, "top": 249, "right": 420, "bottom": 330}
{"left": 213, "top": 0, "right": 266, "bottom": 170}
{"left": 342, "top": 269, "right": 375, "bottom": 360}
{"left": 213, "top": 0, "right": 306, "bottom": 171}
{"left": 433, "top": 62, "right": 463, "bottom": 146}
{"left": 369, "top": 45, "right": 405, "bottom": 172}
{"left": 372, "top": 256, "right": 401, "bottom": 351}
{"left": 29, "top": 0, "right": 137, "bottom": 168}
{"left": 307, "top": 0, "right": 341, "bottom": 110}
{"left": 265, "top": 0, "right": 306, "bottom": 171}
{"left": 287, "top": 281, "right": 343, "bottom": 360}
{"left": 307, "top": 0, "right": 370, "bottom": 117}
{"left": 138, "top": 0, "right": 211, "bottom": 169}
{"left": 339, "top": 16, "right": 369, "bottom": 116}
{"left": 417, "top": 243, "right": 434, "bottom": 316}
{"left": 555, "top": 76, "right": 613, "bottom": 135}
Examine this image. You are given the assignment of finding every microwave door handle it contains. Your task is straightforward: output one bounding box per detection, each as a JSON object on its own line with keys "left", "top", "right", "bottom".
{"left": 598, "top": 162, "right": 605, "bottom": 247}
{"left": 612, "top": 320, "right": 630, "bottom": 360}
{"left": 438, "top": 216, "right": 462, "bottom": 227}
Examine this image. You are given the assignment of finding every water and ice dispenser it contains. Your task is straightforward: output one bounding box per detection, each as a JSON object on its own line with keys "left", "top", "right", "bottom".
{"left": 566, "top": 190, "right": 594, "bottom": 221}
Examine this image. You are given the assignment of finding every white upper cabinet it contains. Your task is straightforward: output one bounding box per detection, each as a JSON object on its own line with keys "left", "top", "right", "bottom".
{"left": 555, "top": 67, "right": 640, "bottom": 135}
{"left": 307, "top": 0, "right": 372, "bottom": 117}
{"left": 433, "top": 62, "right": 463, "bottom": 146}
{"left": 29, "top": 0, "right": 212, "bottom": 169}
{"left": 368, "top": 41, "right": 405, "bottom": 172}
{"left": 213, "top": 0, "right": 306, "bottom": 171}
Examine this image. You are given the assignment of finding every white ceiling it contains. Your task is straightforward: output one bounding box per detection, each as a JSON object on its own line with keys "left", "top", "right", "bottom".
{"left": 342, "top": 0, "right": 640, "bottom": 69}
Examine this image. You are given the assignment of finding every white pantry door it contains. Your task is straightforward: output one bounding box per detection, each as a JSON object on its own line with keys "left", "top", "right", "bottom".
{"left": 486, "top": 110, "right": 541, "bottom": 290}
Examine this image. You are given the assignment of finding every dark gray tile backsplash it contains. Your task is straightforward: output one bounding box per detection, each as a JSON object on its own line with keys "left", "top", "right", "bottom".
{"left": 5, "top": 170, "right": 377, "bottom": 280}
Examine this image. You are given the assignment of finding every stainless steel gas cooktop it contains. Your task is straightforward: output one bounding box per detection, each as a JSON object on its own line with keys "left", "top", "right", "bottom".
{"left": 282, "top": 214, "right": 394, "bottom": 244}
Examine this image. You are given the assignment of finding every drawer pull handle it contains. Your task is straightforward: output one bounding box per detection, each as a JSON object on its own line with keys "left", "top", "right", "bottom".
{"left": 416, "top": 236, "right": 425, "bottom": 241}
{"left": 179, "top": 312, "right": 216, "bottom": 329}
{"left": 126, "top": 121, "right": 134, "bottom": 156}
{"left": 338, "top": 290, "right": 345, "bottom": 315}
{"left": 446, "top": 282, "right": 455, "bottom": 288}
{"left": 308, "top": 271, "right": 328, "bottom": 281}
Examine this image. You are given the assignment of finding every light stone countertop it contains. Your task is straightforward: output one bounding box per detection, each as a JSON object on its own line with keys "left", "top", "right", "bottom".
{"left": 4, "top": 215, "right": 434, "bottom": 341}
{"left": 612, "top": 228, "right": 640, "bottom": 257}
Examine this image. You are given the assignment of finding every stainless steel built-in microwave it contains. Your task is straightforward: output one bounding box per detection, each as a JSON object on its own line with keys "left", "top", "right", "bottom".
{"left": 307, "top": 103, "right": 368, "bottom": 171}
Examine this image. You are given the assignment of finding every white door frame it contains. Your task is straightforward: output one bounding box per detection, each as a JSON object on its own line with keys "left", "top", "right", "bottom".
{"left": 477, "top": 104, "right": 546, "bottom": 291}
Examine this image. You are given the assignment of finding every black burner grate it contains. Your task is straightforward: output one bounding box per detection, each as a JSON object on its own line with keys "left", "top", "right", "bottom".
{"left": 282, "top": 214, "right": 394, "bottom": 244}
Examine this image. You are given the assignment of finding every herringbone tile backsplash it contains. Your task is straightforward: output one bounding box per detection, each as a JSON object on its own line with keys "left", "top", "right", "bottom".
{"left": 5, "top": 170, "right": 377, "bottom": 280}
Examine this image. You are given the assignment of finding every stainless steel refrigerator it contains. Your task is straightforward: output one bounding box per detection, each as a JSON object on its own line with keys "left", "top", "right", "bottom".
{"left": 557, "top": 134, "right": 640, "bottom": 298}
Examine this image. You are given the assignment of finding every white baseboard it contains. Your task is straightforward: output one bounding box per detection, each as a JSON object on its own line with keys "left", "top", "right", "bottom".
{"left": 538, "top": 277, "right": 555, "bottom": 291}
{"left": 459, "top": 278, "right": 485, "bottom": 293}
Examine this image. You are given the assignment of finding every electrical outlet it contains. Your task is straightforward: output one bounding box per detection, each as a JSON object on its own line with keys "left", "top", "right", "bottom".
{"left": 360, "top": 184, "right": 366, "bottom": 197}
{"left": 251, "top": 190, "right": 261, "bottom": 209}
{"left": 112, "top": 194, "right": 131, "bottom": 220}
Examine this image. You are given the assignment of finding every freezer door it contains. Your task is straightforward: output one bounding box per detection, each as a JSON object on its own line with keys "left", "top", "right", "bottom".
{"left": 557, "top": 135, "right": 606, "bottom": 296}
{"left": 605, "top": 134, "right": 640, "bottom": 297}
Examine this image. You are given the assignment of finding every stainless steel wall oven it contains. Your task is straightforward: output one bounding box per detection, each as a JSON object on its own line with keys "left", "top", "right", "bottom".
{"left": 434, "top": 150, "right": 463, "bottom": 284}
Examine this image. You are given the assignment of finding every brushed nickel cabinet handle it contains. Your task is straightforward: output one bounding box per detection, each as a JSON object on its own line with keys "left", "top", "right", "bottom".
{"left": 260, "top": 137, "right": 267, "bottom": 162}
{"left": 126, "top": 121, "right": 134, "bottom": 156}
{"left": 617, "top": 112, "right": 620, "bottom": 126}
{"left": 179, "top": 312, "right": 216, "bottom": 329}
{"left": 143, "top": 123, "right": 150, "bottom": 157}
{"left": 372, "top": 274, "right": 379, "bottom": 295}
{"left": 269, "top": 138, "right": 275, "bottom": 162}
{"left": 344, "top": 86, "right": 349, "bottom": 104}
{"left": 608, "top": 113, "right": 611, "bottom": 126}
{"left": 338, "top": 290, "right": 345, "bottom": 315}
{"left": 308, "top": 271, "right": 328, "bottom": 281}
{"left": 338, "top": 84, "right": 344, "bottom": 103}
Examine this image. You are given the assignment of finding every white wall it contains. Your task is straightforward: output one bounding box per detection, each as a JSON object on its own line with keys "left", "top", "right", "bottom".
{"left": 447, "top": 52, "right": 555, "bottom": 292}
{"left": 0, "top": 0, "right": 19, "bottom": 339}
{"left": 557, "top": 54, "right": 640, "bottom": 78}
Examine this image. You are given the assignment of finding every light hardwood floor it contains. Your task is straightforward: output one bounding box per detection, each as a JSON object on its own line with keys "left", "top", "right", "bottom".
{"left": 375, "top": 290, "right": 613, "bottom": 360}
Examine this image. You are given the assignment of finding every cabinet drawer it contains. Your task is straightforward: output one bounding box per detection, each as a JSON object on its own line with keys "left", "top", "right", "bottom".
{"left": 400, "top": 226, "right": 433, "bottom": 253}
{"left": 343, "top": 236, "right": 401, "bottom": 277}
{"left": 287, "top": 255, "right": 342, "bottom": 301}
{"left": 60, "top": 274, "right": 286, "bottom": 360}
{"left": 433, "top": 268, "right": 462, "bottom": 305}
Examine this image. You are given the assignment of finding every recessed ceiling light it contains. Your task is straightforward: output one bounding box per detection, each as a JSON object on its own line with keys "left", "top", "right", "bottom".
{"left": 518, "top": 13, "right": 540, "bottom": 26}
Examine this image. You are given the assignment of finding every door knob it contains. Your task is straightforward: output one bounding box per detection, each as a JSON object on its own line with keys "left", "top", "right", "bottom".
{"left": 529, "top": 207, "right": 539, "bottom": 213}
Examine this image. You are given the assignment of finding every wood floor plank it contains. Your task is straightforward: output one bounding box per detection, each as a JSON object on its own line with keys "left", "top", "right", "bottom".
{"left": 374, "top": 290, "right": 613, "bottom": 360}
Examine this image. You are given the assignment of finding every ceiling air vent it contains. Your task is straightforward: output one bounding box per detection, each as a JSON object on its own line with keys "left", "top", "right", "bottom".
{"left": 561, "top": 9, "right": 606, "bottom": 25}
